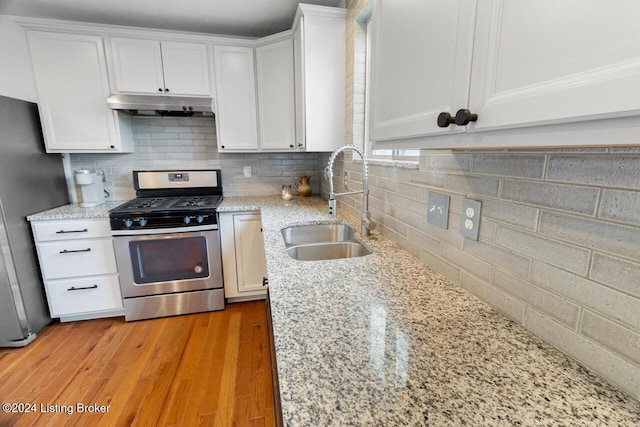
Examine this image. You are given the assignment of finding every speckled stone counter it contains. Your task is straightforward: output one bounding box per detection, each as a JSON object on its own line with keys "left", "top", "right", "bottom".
{"left": 26, "top": 201, "right": 126, "bottom": 221}
{"left": 218, "top": 196, "right": 640, "bottom": 426}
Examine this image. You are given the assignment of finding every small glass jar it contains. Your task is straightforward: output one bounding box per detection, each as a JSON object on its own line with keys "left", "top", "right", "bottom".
{"left": 282, "top": 184, "right": 293, "bottom": 201}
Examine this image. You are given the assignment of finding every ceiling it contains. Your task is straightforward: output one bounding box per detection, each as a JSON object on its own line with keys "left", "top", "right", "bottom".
{"left": 0, "top": 0, "right": 345, "bottom": 38}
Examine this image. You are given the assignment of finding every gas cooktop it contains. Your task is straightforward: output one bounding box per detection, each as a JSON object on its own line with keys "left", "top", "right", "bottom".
{"left": 109, "top": 170, "right": 223, "bottom": 231}
{"left": 112, "top": 195, "right": 223, "bottom": 213}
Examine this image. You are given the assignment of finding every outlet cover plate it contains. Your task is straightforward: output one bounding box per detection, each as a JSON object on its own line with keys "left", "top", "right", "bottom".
{"left": 427, "top": 192, "right": 450, "bottom": 229}
{"left": 460, "top": 198, "right": 481, "bottom": 240}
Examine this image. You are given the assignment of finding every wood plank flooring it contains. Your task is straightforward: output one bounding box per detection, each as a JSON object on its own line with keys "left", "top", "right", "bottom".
{"left": 0, "top": 301, "right": 276, "bottom": 427}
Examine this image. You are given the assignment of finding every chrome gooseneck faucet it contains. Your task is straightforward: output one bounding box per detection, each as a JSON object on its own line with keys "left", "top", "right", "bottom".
{"left": 326, "top": 144, "right": 376, "bottom": 236}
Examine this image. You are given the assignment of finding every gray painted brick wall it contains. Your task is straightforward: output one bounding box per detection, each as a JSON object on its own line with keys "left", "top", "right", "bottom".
{"left": 320, "top": 148, "right": 640, "bottom": 399}
{"left": 69, "top": 116, "right": 322, "bottom": 201}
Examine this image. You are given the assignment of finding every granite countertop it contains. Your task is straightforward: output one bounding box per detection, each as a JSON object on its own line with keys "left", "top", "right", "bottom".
{"left": 218, "top": 196, "right": 640, "bottom": 426}
{"left": 27, "top": 201, "right": 126, "bottom": 221}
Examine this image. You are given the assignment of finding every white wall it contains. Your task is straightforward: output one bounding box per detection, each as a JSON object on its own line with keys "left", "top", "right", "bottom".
{"left": 0, "top": 16, "right": 37, "bottom": 102}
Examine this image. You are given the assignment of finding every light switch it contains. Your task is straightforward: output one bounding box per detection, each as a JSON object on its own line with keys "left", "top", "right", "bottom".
{"left": 243, "top": 166, "right": 252, "bottom": 178}
{"left": 427, "top": 192, "right": 449, "bottom": 229}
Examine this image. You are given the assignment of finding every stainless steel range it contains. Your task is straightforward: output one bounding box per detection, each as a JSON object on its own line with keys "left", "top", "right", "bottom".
{"left": 109, "top": 170, "right": 224, "bottom": 321}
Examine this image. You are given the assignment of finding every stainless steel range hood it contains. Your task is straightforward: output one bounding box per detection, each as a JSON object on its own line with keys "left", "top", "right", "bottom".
{"left": 107, "top": 94, "right": 214, "bottom": 116}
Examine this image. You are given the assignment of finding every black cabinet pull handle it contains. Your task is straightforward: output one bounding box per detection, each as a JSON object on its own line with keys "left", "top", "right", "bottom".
{"left": 262, "top": 277, "right": 269, "bottom": 287}
{"left": 67, "top": 284, "right": 98, "bottom": 291}
{"left": 165, "top": 88, "right": 170, "bottom": 93}
{"left": 158, "top": 88, "right": 163, "bottom": 92}
{"left": 437, "top": 112, "right": 455, "bottom": 128}
{"left": 56, "top": 228, "right": 88, "bottom": 234}
{"left": 455, "top": 109, "right": 478, "bottom": 126}
{"left": 59, "top": 248, "right": 91, "bottom": 254}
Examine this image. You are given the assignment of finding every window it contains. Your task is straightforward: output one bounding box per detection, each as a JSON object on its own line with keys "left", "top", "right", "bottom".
{"left": 354, "top": 3, "right": 419, "bottom": 163}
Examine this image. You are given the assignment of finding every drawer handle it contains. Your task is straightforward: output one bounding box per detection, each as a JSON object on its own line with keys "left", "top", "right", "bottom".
{"left": 262, "top": 277, "right": 269, "bottom": 287}
{"left": 56, "top": 228, "right": 88, "bottom": 234}
{"left": 67, "top": 284, "right": 98, "bottom": 291}
{"left": 59, "top": 248, "right": 92, "bottom": 254}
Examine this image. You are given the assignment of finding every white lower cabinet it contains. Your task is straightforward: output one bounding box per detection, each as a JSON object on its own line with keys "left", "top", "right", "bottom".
{"left": 31, "top": 218, "right": 123, "bottom": 321}
{"left": 219, "top": 212, "right": 268, "bottom": 301}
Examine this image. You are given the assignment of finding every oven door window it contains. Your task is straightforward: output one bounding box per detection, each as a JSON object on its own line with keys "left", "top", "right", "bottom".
{"left": 129, "top": 237, "right": 209, "bottom": 284}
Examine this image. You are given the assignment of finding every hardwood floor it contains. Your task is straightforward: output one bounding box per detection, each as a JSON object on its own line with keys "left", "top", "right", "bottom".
{"left": 0, "top": 301, "right": 276, "bottom": 427}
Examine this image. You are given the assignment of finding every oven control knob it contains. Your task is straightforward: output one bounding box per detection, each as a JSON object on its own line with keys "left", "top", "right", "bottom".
{"left": 124, "top": 219, "right": 133, "bottom": 228}
{"left": 138, "top": 218, "right": 147, "bottom": 227}
{"left": 183, "top": 216, "right": 191, "bottom": 224}
{"left": 196, "top": 215, "right": 204, "bottom": 223}
{"left": 194, "top": 265, "right": 204, "bottom": 273}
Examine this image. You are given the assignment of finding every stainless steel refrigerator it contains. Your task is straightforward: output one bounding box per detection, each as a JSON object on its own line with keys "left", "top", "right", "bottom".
{"left": 0, "top": 95, "right": 69, "bottom": 347}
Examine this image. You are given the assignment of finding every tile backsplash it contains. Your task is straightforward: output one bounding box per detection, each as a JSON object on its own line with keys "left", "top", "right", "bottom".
{"left": 321, "top": 147, "right": 640, "bottom": 399}
{"left": 69, "top": 116, "right": 322, "bottom": 202}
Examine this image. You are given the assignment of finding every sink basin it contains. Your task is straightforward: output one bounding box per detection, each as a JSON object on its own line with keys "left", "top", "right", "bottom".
{"left": 281, "top": 223, "right": 356, "bottom": 246}
{"left": 281, "top": 223, "right": 371, "bottom": 261}
{"left": 285, "top": 242, "right": 371, "bottom": 261}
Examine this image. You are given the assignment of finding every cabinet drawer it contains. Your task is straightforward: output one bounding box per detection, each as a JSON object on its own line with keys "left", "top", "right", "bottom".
{"left": 33, "top": 219, "right": 111, "bottom": 242}
{"left": 38, "top": 239, "right": 117, "bottom": 279}
{"left": 47, "top": 275, "right": 123, "bottom": 316}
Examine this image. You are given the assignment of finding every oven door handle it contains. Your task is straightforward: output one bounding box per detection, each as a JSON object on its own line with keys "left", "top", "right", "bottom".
{"left": 111, "top": 224, "right": 218, "bottom": 236}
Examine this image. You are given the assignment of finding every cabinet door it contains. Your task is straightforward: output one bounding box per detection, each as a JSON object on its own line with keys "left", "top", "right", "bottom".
{"left": 256, "top": 39, "right": 296, "bottom": 150}
{"left": 296, "top": 10, "right": 346, "bottom": 152}
{"left": 293, "top": 17, "right": 306, "bottom": 149}
{"left": 368, "top": 0, "right": 476, "bottom": 141}
{"left": 233, "top": 214, "right": 267, "bottom": 294}
{"left": 213, "top": 46, "right": 259, "bottom": 151}
{"left": 110, "top": 37, "right": 165, "bottom": 94}
{"left": 161, "top": 41, "right": 211, "bottom": 96}
{"left": 27, "top": 32, "right": 124, "bottom": 152}
{"left": 469, "top": 0, "right": 640, "bottom": 131}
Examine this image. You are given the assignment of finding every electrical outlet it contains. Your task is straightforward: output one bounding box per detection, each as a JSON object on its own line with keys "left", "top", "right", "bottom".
{"left": 427, "top": 192, "right": 449, "bottom": 229}
{"left": 460, "top": 198, "right": 481, "bottom": 240}
{"left": 344, "top": 171, "right": 349, "bottom": 189}
{"left": 96, "top": 169, "right": 106, "bottom": 182}
{"left": 243, "top": 166, "right": 252, "bottom": 179}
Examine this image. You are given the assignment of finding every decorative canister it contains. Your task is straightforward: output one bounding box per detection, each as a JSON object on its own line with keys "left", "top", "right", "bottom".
{"left": 295, "top": 175, "right": 312, "bottom": 197}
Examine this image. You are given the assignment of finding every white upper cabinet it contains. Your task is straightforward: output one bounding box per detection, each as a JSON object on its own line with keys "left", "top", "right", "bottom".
{"left": 26, "top": 31, "right": 134, "bottom": 153}
{"left": 213, "top": 45, "right": 259, "bottom": 151}
{"left": 369, "top": 0, "right": 476, "bottom": 142}
{"left": 370, "top": 0, "right": 640, "bottom": 147}
{"left": 256, "top": 38, "right": 296, "bottom": 151}
{"left": 109, "top": 37, "right": 210, "bottom": 96}
{"left": 293, "top": 5, "right": 346, "bottom": 152}
{"left": 469, "top": 0, "right": 640, "bottom": 131}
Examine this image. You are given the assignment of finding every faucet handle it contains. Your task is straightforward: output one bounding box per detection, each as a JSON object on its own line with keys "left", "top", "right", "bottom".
{"left": 328, "top": 199, "right": 337, "bottom": 218}
{"left": 362, "top": 212, "right": 376, "bottom": 235}
{"left": 367, "top": 218, "right": 377, "bottom": 231}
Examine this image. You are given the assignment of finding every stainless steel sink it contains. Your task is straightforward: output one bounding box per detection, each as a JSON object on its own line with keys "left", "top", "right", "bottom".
{"left": 281, "top": 224, "right": 371, "bottom": 261}
{"left": 286, "top": 242, "right": 371, "bottom": 261}
{"left": 281, "top": 224, "right": 356, "bottom": 246}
